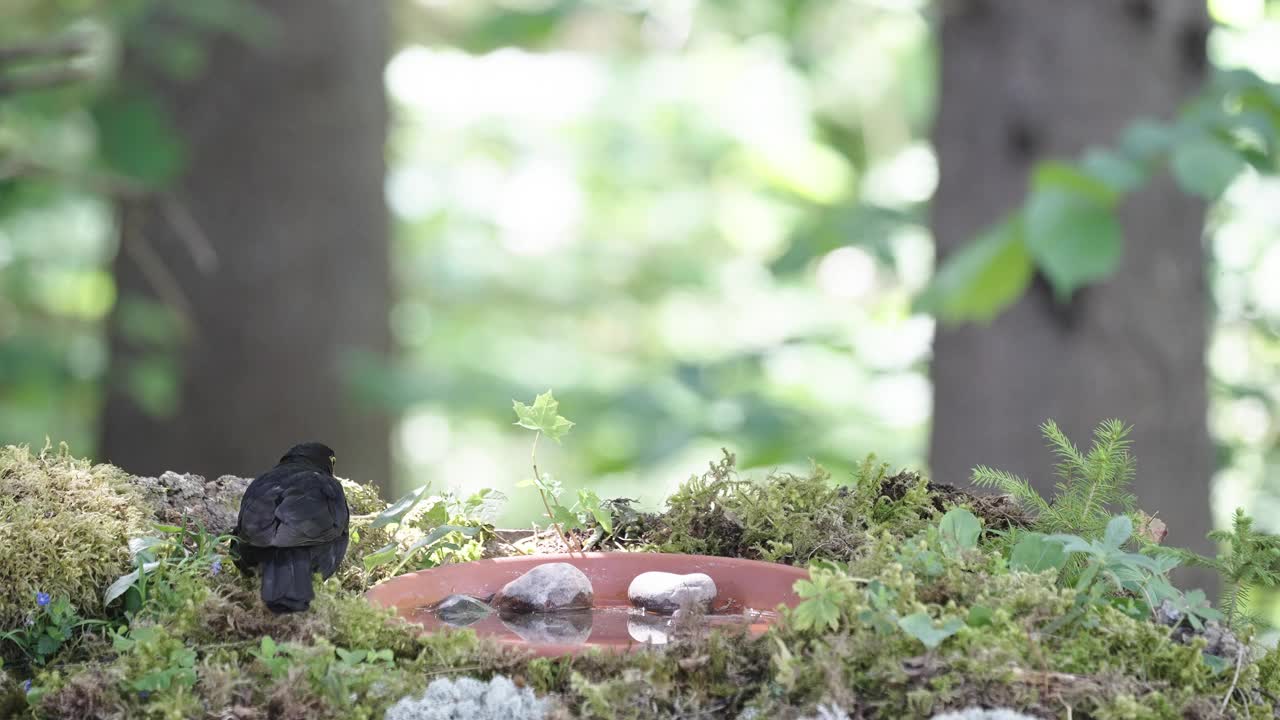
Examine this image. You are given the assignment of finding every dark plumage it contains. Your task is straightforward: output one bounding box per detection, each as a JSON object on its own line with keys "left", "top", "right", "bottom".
{"left": 232, "top": 442, "right": 350, "bottom": 613}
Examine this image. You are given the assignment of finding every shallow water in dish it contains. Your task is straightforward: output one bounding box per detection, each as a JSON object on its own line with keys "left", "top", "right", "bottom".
{"left": 407, "top": 604, "right": 780, "bottom": 651}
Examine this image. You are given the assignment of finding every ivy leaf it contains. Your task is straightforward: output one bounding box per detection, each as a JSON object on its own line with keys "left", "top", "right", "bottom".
{"left": 371, "top": 484, "right": 431, "bottom": 529}
{"left": 1009, "top": 533, "right": 1068, "bottom": 573}
{"left": 939, "top": 508, "right": 982, "bottom": 551}
{"left": 421, "top": 500, "right": 449, "bottom": 529}
{"left": 1171, "top": 134, "right": 1244, "bottom": 200}
{"left": 1024, "top": 188, "right": 1123, "bottom": 300}
{"left": 513, "top": 391, "right": 575, "bottom": 442}
{"left": 550, "top": 505, "right": 579, "bottom": 528}
{"left": 897, "top": 612, "right": 964, "bottom": 650}
{"left": 591, "top": 505, "right": 614, "bottom": 534}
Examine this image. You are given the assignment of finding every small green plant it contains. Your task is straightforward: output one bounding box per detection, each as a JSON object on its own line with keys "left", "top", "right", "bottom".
{"left": 0, "top": 592, "right": 107, "bottom": 667}
{"left": 792, "top": 566, "right": 857, "bottom": 633}
{"left": 362, "top": 488, "right": 498, "bottom": 575}
{"left": 104, "top": 521, "right": 230, "bottom": 616}
{"left": 513, "top": 390, "right": 613, "bottom": 549}
{"left": 972, "top": 419, "right": 1137, "bottom": 540}
{"left": 1166, "top": 509, "right": 1280, "bottom": 628}
{"left": 111, "top": 624, "right": 198, "bottom": 694}
{"left": 897, "top": 612, "right": 964, "bottom": 650}
{"left": 1044, "top": 515, "right": 1222, "bottom": 631}
{"left": 248, "top": 635, "right": 294, "bottom": 679}
{"left": 938, "top": 507, "right": 983, "bottom": 557}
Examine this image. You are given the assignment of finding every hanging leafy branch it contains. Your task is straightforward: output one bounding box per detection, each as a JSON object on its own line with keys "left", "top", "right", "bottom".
{"left": 919, "top": 68, "right": 1280, "bottom": 323}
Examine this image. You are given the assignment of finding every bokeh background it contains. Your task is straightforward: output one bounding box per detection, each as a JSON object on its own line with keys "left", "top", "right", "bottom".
{"left": 2, "top": 0, "right": 1278, "bottom": 572}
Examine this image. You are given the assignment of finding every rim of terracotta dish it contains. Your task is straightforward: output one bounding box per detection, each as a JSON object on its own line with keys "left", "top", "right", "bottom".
{"left": 365, "top": 552, "right": 810, "bottom": 657}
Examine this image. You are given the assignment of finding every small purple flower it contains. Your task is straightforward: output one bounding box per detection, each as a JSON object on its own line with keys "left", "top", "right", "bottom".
{"left": 138, "top": 690, "right": 150, "bottom": 701}
{"left": 35, "top": 592, "right": 51, "bottom": 608}
{"left": 210, "top": 558, "right": 223, "bottom": 576}
{"left": 21, "top": 679, "right": 32, "bottom": 694}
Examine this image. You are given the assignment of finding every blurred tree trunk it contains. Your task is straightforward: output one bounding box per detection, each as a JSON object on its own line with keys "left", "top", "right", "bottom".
{"left": 100, "top": 0, "right": 392, "bottom": 490}
{"left": 930, "top": 1, "right": 1215, "bottom": 570}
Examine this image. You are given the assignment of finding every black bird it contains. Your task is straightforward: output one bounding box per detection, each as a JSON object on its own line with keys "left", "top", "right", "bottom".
{"left": 232, "top": 442, "right": 350, "bottom": 613}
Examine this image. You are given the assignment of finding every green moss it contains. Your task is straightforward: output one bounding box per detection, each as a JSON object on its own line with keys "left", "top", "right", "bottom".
{"left": 0, "top": 445, "right": 148, "bottom": 631}
{"left": 334, "top": 478, "right": 397, "bottom": 590}
{"left": 6, "top": 445, "right": 1280, "bottom": 720}
{"left": 647, "top": 451, "right": 938, "bottom": 564}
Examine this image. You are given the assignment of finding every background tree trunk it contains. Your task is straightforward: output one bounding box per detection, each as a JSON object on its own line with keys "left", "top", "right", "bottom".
{"left": 101, "top": 0, "right": 392, "bottom": 490}
{"left": 930, "top": 0, "right": 1215, "bottom": 574}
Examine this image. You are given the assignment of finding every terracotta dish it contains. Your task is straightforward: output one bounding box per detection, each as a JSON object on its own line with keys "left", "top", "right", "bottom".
{"left": 365, "top": 552, "right": 809, "bottom": 656}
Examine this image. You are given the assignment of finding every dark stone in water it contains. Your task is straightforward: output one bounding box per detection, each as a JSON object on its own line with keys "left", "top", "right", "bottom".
{"left": 500, "top": 609, "right": 593, "bottom": 644}
{"left": 433, "top": 594, "right": 492, "bottom": 627}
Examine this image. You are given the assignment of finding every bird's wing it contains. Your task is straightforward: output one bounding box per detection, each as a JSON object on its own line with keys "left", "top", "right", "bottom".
{"left": 238, "top": 469, "right": 349, "bottom": 548}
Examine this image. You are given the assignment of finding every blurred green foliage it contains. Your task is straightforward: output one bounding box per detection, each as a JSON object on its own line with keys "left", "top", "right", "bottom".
{"left": 3, "top": 0, "right": 1280, "bottom": 534}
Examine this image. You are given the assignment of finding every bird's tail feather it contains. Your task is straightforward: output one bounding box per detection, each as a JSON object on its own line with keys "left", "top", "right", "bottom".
{"left": 260, "top": 547, "right": 314, "bottom": 614}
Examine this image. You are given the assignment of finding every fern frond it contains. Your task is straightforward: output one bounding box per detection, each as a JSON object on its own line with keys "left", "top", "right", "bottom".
{"left": 1042, "top": 420, "right": 1088, "bottom": 491}
{"left": 971, "top": 465, "right": 1051, "bottom": 516}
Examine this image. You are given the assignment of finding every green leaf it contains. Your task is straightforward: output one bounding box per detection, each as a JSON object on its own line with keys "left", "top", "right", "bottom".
{"left": 591, "top": 506, "right": 614, "bottom": 534}
{"left": 1009, "top": 533, "right": 1069, "bottom": 573}
{"left": 259, "top": 636, "right": 277, "bottom": 658}
{"left": 35, "top": 634, "right": 59, "bottom": 657}
{"left": 1120, "top": 120, "right": 1174, "bottom": 164}
{"left": 966, "top": 605, "right": 993, "bottom": 628}
{"left": 392, "top": 525, "right": 481, "bottom": 574}
{"left": 1103, "top": 515, "right": 1134, "bottom": 549}
{"left": 1171, "top": 134, "right": 1245, "bottom": 199}
{"left": 1024, "top": 188, "right": 1123, "bottom": 300}
{"left": 104, "top": 570, "right": 141, "bottom": 605}
{"left": 916, "top": 217, "right": 1033, "bottom": 323}
{"left": 792, "top": 580, "right": 841, "bottom": 632}
{"left": 1033, "top": 162, "right": 1120, "bottom": 205}
{"left": 421, "top": 500, "right": 449, "bottom": 529}
{"left": 361, "top": 543, "right": 399, "bottom": 571}
{"left": 371, "top": 484, "right": 431, "bottom": 529}
{"left": 550, "top": 505, "right": 579, "bottom": 528}
{"left": 897, "top": 612, "right": 964, "bottom": 650}
{"left": 91, "top": 92, "right": 185, "bottom": 187}
{"left": 1080, "top": 149, "right": 1147, "bottom": 194}
{"left": 128, "top": 536, "right": 166, "bottom": 559}
{"left": 512, "top": 391, "right": 575, "bottom": 442}
{"left": 939, "top": 508, "right": 982, "bottom": 550}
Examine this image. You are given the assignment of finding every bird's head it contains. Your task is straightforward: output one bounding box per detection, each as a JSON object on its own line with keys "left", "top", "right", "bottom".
{"left": 280, "top": 442, "right": 337, "bottom": 473}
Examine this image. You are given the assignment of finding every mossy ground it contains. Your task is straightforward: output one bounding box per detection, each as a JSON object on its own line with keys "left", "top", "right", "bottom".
{"left": 0, "top": 445, "right": 1277, "bottom": 719}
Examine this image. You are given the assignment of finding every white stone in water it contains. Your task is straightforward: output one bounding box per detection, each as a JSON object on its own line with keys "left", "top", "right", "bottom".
{"left": 627, "top": 571, "right": 717, "bottom": 614}
{"left": 491, "top": 562, "right": 593, "bottom": 614}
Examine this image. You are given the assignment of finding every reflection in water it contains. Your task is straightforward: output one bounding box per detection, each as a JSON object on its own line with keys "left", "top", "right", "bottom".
{"left": 411, "top": 603, "right": 778, "bottom": 651}
{"left": 627, "top": 612, "right": 671, "bottom": 644}
{"left": 500, "top": 609, "right": 593, "bottom": 644}
{"left": 433, "top": 594, "right": 493, "bottom": 627}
